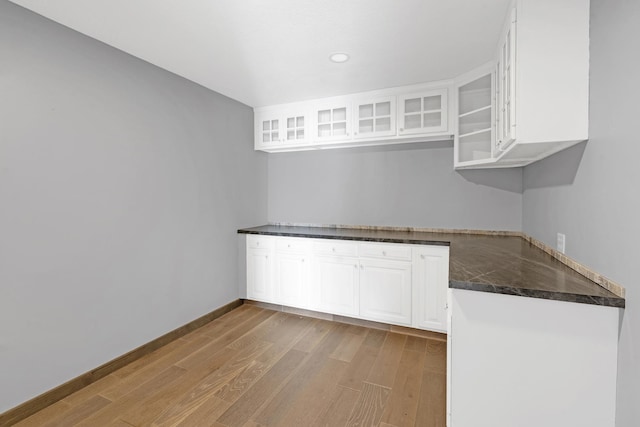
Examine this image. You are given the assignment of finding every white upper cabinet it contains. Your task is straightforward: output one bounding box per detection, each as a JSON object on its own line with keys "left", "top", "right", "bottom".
{"left": 253, "top": 81, "right": 453, "bottom": 153}
{"left": 454, "top": 65, "right": 495, "bottom": 168}
{"left": 255, "top": 0, "right": 589, "bottom": 167}
{"left": 491, "top": 0, "right": 589, "bottom": 167}
{"left": 314, "top": 101, "right": 352, "bottom": 143}
{"left": 353, "top": 96, "right": 396, "bottom": 139}
{"left": 255, "top": 107, "right": 310, "bottom": 150}
{"left": 398, "top": 89, "right": 448, "bottom": 135}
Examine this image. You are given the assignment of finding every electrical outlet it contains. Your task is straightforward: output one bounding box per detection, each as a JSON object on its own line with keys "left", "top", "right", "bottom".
{"left": 557, "top": 233, "right": 566, "bottom": 254}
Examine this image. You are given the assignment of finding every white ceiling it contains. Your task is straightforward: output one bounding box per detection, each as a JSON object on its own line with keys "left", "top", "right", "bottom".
{"left": 9, "top": 0, "right": 512, "bottom": 107}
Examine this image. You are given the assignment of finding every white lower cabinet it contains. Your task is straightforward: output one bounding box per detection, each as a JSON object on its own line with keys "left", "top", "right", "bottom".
{"left": 359, "top": 258, "right": 412, "bottom": 326}
{"left": 245, "top": 235, "right": 449, "bottom": 333}
{"left": 246, "top": 235, "right": 275, "bottom": 302}
{"left": 314, "top": 256, "right": 360, "bottom": 317}
{"left": 412, "top": 245, "right": 449, "bottom": 332}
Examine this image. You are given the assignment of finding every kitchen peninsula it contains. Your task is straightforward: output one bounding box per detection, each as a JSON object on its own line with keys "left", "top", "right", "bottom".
{"left": 238, "top": 224, "right": 624, "bottom": 427}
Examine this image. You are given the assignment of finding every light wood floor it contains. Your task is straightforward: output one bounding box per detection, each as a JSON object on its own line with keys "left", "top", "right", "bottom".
{"left": 16, "top": 304, "right": 446, "bottom": 427}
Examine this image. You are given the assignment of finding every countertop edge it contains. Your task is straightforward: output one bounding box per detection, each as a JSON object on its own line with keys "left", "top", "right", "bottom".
{"left": 238, "top": 228, "right": 451, "bottom": 246}
{"left": 449, "top": 281, "right": 625, "bottom": 309}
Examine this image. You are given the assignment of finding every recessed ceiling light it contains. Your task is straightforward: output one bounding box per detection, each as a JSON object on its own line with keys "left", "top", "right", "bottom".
{"left": 329, "top": 53, "right": 350, "bottom": 63}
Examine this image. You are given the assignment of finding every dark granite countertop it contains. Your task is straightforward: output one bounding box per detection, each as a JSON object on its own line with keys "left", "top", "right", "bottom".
{"left": 238, "top": 225, "right": 625, "bottom": 308}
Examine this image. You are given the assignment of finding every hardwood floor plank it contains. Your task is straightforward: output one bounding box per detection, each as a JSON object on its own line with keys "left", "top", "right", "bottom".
{"left": 415, "top": 371, "right": 446, "bottom": 427}
{"left": 380, "top": 348, "right": 427, "bottom": 426}
{"left": 150, "top": 339, "right": 271, "bottom": 426}
{"left": 216, "top": 349, "right": 308, "bottom": 427}
{"left": 154, "top": 396, "right": 231, "bottom": 427}
{"left": 75, "top": 365, "right": 187, "bottom": 426}
{"left": 346, "top": 382, "right": 391, "bottom": 427}
{"left": 292, "top": 318, "right": 335, "bottom": 353}
{"left": 366, "top": 332, "right": 407, "bottom": 388}
{"left": 40, "top": 395, "right": 111, "bottom": 427}
{"left": 424, "top": 339, "right": 447, "bottom": 374}
{"left": 311, "top": 385, "right": 361, "bottom": 427}
{"left": 101, "top": 335, "right": 213, "bottom": 401}
{"left": 276, "top": 357, "right": 349, "bottom": 426}
{"left": 329, "top": 329, "right": 366, "bottom": 362}
{"left": 61, "top": 373, "right": 121, "bottom": 406}
{"left": 13, "top": 401, "right": 71, "bottom": 427}
{"left": 175, "top": 309, "right": 274, "bottom": 371}
{"left": 338, "top": 329, "right": 385, "bottom": 391}
{"left": 189, "top": 304, "right": 264, "bottom": 340}
{"left": 252, "top": 323, "right": 351, "bottom": 426}
{"left": 404, "top": 335, "right": 428, "bottom": 353}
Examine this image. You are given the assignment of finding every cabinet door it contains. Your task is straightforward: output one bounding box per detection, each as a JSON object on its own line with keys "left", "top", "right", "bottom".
{"left": 412, "top": 246, "right": 449, "bottom": 332}
{"left": 247, "top": 247, "right": 274, "bottom": 303}
{"left": 283, "top": 110, "right": 310, "bottom": 145}
{"left": 275, "top": 251, "right": 309, "bottom": 308}
{"left": 496, "top": 7, "right": 517, "bottom": 151}
{"left": 455, "top": 71, "right": 495, "bottom": 166}
{"left": 398, "top": 89, "right": 448, "bottom": 135}
{"left": 255, "top": 112, "right": 283, "bottom": 149}
{"left": 353, "top": 96, "right": 396, "bottom": 139}
{"left": 314, "top": 102, "right": 352, "bottom": 142}
{"left": 360, "top": 258, "right": 412, "bottom": 326}
{"left": 314, "top": 256, "right": 359, "bottom": 316}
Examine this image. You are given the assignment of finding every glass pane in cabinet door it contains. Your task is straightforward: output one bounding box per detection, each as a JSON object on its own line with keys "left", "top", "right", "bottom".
{"left": 359, "top": 104, "right": 373, "bottom": 118}
{"left": 333, "top": 108, "right": 347, "bottom": 121}
{"left": 423, "top": 96, "right": 441, "bottom": 111}
{"left": 318, "top": 110, "right": 331, "bottom": 123}
{"left": 296, "top": 116, "right": 304, "bottom": 127}
{"left": 271, "top": 130, "right": 279, "bottom": 140}
{"left": 333, "top": 122, "right": 347, "bottom": 135}
{"left": 287, "top": 117, "right": 295, "bottom": 129}
{"left": 318, "top": 124, "right": 331, "bottom": 137}
{"left": 359, "top": 119, "right": 374, "bottom": 134}
{"left": 423, "top": 112, "right": 441, "bottom": 127}
{"left": 296, "top": 129, "right": 304, "bottom": 139}
{"left": 376, "top": 102, "right": 391, "bottom": 116}
{"left": 376, "top": 117, "right": 390, "bottom": 131}
{"left": 263, "top": 120, "right": 270, "bottom": 131}
{"left": 271, "top": 119, "right": 279, "bottom": 129}
{"left": 405, "top": 98, "right": 421, "bottom": 114}
{"left": 287, "top": 130, "right": 295, "bottom": 140}
{"left": 405, "top": 113, "right": 421, "bottom": 129}
{"left": 263, "top": 132, "right": 270, "bottom": 143}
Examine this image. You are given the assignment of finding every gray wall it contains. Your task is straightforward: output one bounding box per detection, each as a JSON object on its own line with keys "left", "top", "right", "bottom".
{"left": 523, "top": 0, "right": 639, "bottom": 425}
{"left": 0, "top": 1, "right": 267, "bottom": 412}
{"left": 268, "top": 143, "right": 523, "bottom": 230}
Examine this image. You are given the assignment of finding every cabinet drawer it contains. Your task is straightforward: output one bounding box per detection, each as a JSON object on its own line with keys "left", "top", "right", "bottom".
{"left": 359, "top": 243, "right": 412, "bottom": 261}
{"left": 312, "top": 240, "right": 358, "bottom": 257}
{"left": 276, "top": 237, "right": 309, "bottom": 252}
{"left": 247, "top": 234, "right": 274, "bottom": 249}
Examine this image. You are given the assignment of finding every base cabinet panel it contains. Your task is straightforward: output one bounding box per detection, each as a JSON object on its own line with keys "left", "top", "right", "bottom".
{"left": 314, "top": 256, "right": 360, "bottom": 317}
{"left": 449, "top": 289, "right": 618, "bottom": 427}
{"left": 359, "top": 259, "right": 412, "bottom": 326}
{"left": 247, "top": 247, "right": 274, "bottom": 303}
{"left": 413, "top": 246, "right": 449, "bottom": 332}
{"left": 275, "top": 253, "right": 309, "bottom": 308}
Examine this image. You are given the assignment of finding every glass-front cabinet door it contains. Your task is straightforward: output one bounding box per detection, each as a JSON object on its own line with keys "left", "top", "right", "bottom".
{"left": 353, "top": 96, "right": 396, "bottom": 139}
{"left": 315, "top": 102, "right": 351, "bottom": 142}
{"left": 255, "top": 111, "right": 283, "bottom": 149}
{"left": 398, "top": 89, "right": 448, "bottom": 135}
{"left": 283, "top": 109, "right": 309, "bottom": 145}
{"left": 255, "top": 108, "right": 309, "bottom": 149}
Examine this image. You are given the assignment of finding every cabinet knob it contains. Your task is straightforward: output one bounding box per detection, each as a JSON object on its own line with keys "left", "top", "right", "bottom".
{"left": 400, "top": 128, "right": 404, "bottom": 132}
{"left": 382, "top": 251, "right": 387, "bottom": 256}
{"left": 354, "top": 264, "right": 358, "bottom": 269}
{"left": 256, "top": 241, "right": 260, "bottom": 246}
{"left": 302, "top": 258, "right": 305, "bottom": 263}
{"left": 287, "top": 244, "right": 291, "bottom": 248}
{"left": 420, "top": 254, "right": 425, "bottom": 260}
{"left": 332, "top": 247, "right": 336, "bottom": 252}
